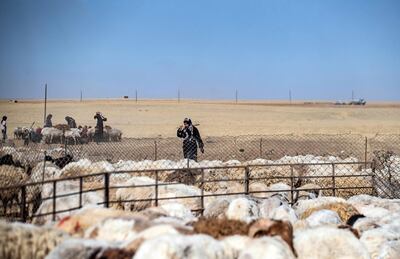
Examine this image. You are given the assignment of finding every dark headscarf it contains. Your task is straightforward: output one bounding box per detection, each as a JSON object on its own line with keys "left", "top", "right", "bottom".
{"left": 183, "top": 118, "right": 192, "bottom": 125}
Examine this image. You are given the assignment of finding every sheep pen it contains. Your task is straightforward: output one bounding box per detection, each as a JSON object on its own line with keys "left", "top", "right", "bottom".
{"left": 0, "top": 135, "right": 400, "bottom": 258}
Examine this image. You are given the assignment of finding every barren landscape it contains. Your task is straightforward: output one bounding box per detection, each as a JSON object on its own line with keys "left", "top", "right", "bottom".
{"left": 1, "top": 99, "right": 399, "bottom": 138}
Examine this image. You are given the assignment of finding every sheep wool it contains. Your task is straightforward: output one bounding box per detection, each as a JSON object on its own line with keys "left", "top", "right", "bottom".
{"left": 238, "top": 236, "right": 296, "bottom": 259}
{"left": 0, "top": 220, "right": 69, "bottom": 259}
{"left": 294, "top": 226, "right": 370, "bottom": 259}
{"left": 134, "top": 234, "right": 235, "bottom": 259}
{"left": 225, "top": 197, "right": 259, "bottom": 223}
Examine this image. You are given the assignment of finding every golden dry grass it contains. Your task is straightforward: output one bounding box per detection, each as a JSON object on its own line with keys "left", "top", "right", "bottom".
{"left": 1, "top": 99, "right": 400, "bottom": 138}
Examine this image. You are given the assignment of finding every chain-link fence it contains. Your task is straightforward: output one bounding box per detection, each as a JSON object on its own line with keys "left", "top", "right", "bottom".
{"left": 0, "top": 133, "right": 399, "bottom": 223}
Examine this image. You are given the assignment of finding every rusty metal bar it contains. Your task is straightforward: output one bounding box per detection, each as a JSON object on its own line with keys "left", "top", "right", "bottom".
{"left": 20, "top": 186, "right": 27, "bottom": 222}
{"left": 332, "top": 163, "right": 336, "bottom": 196}
{"left": 155, "top": 170, "right": 159, "bottom": 206}
{"left": 154, "top": 140, "right": 158, "bottom": 161}
{"left": 364, "top": 137, "right": 368, "bottom": 170}
{"left": 52, "top": 181, "right": 56, "bottom": 221}
{"left": 104, "top": 173, "right": 110, "bottom": 208}
{"left": 79, "top": 177, "right": 83, "bottom": 208}
{"left": 200, "top": 168, "right": 205, "bottom": 215}
{"left": 290, "top": 165, "right": 294, "bottom": 204}
{"left": 244, "top": 167, "right": 250, "bottom": 195}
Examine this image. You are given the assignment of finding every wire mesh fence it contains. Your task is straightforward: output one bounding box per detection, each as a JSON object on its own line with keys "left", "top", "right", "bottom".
{"left": 0, "top": 133, "right": 399, "bottom": 223}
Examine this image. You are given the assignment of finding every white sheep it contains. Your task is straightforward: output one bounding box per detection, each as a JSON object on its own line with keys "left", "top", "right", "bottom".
{"left": 225, "top": 197, "right": 259, "bottom": 223}
{"left": 134, "top": 234, "right": 235, "bottom": 259}
{"left": 83, "top": 217, "right": 145, "bottom": 243}
{"left": 238, "top": 236, "right": 296, "bottom": 259}
{"left": 64, "top": 128, "right": 81, "bottom": 145}
{"left": 294, "top": 226, "right": 370, "bottom": 259}
{"left": 269, "top": 204, "right": 298, "bottom": 225}
{"left": 0, "top": 220, "right": 69, "bottom": 259}
{"left": 33, "top": 180, "right": 103, "bottom": 225}
{"left": 305, "top": 209, "right": 342, "bottom": 227}
{"left": 360, "top": 226, "right": 400, "bottom": 259}
{"left": 41, "top": 127, "right": 63, "bottom": 144}
{"left": 45, "top": 238, "right": 113, "bottom": 259}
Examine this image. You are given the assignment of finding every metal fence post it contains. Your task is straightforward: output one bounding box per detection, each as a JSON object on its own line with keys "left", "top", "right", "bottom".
{"left": 332, "top": 163, "right": 336, "bottom": 196}
{"left": 104, "top": 173, "right": 110, "bottom": 208}
{"left": 79, "top": 177, "right": 83, "bottom": 208}
{"left": 259, "top": 137, "right": 263, "bottom": 158}
{"left": 200, "top": 168, "right": 205, "bottom": 215}
{"left": 52, "top": 181, "right": 57, "bottom": 221}
{"left": 244, "top": 167, "right": 250, "bottom": 195}
{"left": 154, "top": 140, "right": 158, "bottom": 161}
{"left": 155, "top": 170, "right": 159, "bottom": 207}
{"left": 290, "top": 165, "right": 294, "bottom": 204}
{"left": 42, "top": 150, "right": 47, "bottom": 182}
{"left": 20, "top": 185, "right": 27, "bottom": 222}
{"left": 364, "top": 137, "right": 368, "bottom": 169}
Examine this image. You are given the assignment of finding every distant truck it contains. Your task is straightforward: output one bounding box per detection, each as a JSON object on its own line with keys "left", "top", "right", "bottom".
{"left": 349, "top": 98, "right": 366, "bottom": 105}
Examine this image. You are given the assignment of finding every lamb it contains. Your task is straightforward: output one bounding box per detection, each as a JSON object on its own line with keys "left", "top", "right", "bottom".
{"left": 0, "top": 220, "right": 69, "bottom": 259}
{"left": 294, "top": 226, "right": 370, "bottom": 259}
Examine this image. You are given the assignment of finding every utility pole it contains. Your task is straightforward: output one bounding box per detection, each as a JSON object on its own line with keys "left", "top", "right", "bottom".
{"left": 80, "top": 90, "right": 82, "bottom": 102}
{"left": 289, "top": 89, "right": 292, "bottom": 104}
{"left": 178, "top": 89, "right": 180, "bottom": 103}
{"left": 44, "top": 84, "right": 47, "bottom": 124}
{"left": 352, "top": 90, "right": 354, "bottom": 101}
{"left": 235, "top": 89, "right": 238, "bottom": 104}
{"left": 135, "top": 89, "right": 138, "bottom": 103}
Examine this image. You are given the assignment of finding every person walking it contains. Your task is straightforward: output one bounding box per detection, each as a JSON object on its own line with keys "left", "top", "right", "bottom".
{"left": 1, "top": 116, "right": 7, "bottom": 143}
{"left": 177, "top": 118, "right": 204, "bottom": 161}
{"left": 44, "top": 114, "right": 53, "bottom": 128}
{"left": 94, "top": 112, "right": 107, "bottom": 143}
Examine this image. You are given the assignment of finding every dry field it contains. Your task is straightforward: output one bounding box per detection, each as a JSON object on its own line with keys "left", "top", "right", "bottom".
{"left": 1, "top": 99, "right": 400, "bottom": 138}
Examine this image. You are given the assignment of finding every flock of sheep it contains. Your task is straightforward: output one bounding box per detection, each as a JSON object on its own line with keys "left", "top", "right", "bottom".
{"left": 0, "top": 145, "right": 399, "bottom": 258}
{"left": 13, "top": 125, "right": 122, "bottom": 144}
{"left": 1, "top": 192, "right": 400, "bottom": 258}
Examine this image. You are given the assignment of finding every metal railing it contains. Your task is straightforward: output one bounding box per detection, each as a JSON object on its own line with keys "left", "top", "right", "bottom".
{"left": 0, "top": 161, "right": 377, "bottom": 223}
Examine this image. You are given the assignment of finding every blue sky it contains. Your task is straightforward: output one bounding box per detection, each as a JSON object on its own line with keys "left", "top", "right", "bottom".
{"left": 0, "top": 0, "right": 399, "bottom": 100}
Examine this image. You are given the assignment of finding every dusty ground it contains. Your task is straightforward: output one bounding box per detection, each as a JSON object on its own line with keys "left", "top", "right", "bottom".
{"left": 1, "top": 99, "right": 400, "bottom": 138}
